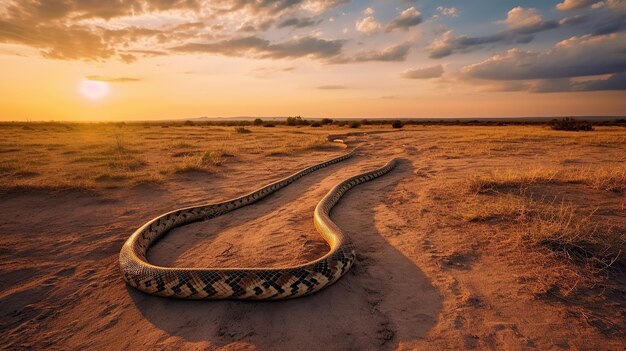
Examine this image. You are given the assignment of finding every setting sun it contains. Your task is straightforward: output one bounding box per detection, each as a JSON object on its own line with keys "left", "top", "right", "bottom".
{"left": 79, "top": 79, "right": 110, "bottom": 100}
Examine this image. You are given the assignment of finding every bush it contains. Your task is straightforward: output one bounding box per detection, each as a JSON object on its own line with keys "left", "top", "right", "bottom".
{"left": 234, "top": 127, "right": 251, "bottom": 134}
{"left": 253, "top": 118, "right": 263, "bottom": 126}
{"left": 286, "top": 116, "right": 309, "bottom": 126}
{"left": 310, "top": 122, "right": 322, "bottom": 127}
{"left": 551, "top": 117, "right": 593, "bottom": 131}
{"left": 349, "top": 121, "right": 361, "bottom": 128}
{"left": 392, "top": 120, "right": 403, "bottom": 129}
{"left": 320, "top": 118, "right": 334, "bottom": 125}
{"left": 263, "top": 122, "right": 275, "bottom": 128}
{"left": 361, "top": 119, "right": 372, "bottom": 125}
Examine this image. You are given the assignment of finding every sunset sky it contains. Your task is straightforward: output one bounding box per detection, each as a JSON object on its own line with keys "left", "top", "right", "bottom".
{"left": 1, "top": 0, "right": 625, "bottom": 121}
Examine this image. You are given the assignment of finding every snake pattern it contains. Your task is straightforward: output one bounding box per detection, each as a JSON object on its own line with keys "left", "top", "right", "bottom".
{"left": 119, "top": 147, "right": 397, "bottom": 300}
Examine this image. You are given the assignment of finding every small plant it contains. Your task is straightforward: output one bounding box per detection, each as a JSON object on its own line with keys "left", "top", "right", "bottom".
{"left": 392, "top": 120, "right": 403, "bottom": 129}
{"left": 551, "top": 117, "right": 593, "bottom": 131}
{"left": 201, "top": 150, "right": 225, "bottom": 166}
{"left": 234, "top": 127, "right": 251, "bottom": 134}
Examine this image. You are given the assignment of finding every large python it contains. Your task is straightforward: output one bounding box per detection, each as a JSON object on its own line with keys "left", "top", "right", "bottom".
{"left": 119, "top": 147, "right": 397, "bottom": 300}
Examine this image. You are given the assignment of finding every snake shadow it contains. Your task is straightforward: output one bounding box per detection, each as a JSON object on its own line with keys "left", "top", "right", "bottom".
{"left": 129, "top": 159, "right": 442, "bottom": 351}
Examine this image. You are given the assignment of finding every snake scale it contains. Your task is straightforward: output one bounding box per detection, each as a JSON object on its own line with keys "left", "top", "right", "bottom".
{"left": 119, "top": 147, "right": 398, "bottom": 300}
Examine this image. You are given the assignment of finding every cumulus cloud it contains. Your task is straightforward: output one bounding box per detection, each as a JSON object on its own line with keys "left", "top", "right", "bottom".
{"left": 400, "top": 65, "right": 444, "bottom": 79}
{"left": 386, "top": 7, "right": 423, "bottom": 32}
{"left": 0, "top": 0, "right": 348, "bottom": 62}
{"left": 461, "top": 32, "right": 626, "bottom": 80}
{"left": 172, "top": 35, "right": 344, "bottom": 59}
{"left": 355, "top": 10, "right": 382, "bottom": 35}
{"left": 556, "top": 0, "right": 597, "bottom": 11}
{"left": 437, "top": 6, "right": 459, "bottom": 17}
{"left": 428, "top": 7, "right": 558, "bottom": 58}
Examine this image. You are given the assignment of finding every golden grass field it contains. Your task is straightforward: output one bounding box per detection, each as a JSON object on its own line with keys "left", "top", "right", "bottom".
{"left": 0, "top": 123, "right": 624, "bottom": 350}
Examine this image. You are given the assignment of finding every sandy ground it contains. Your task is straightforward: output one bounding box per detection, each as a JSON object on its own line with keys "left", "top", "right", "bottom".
{"left": 1, "top": 127, "right": 624, "bottom": 350}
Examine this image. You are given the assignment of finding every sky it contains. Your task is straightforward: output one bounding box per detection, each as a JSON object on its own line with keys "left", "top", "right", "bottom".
{"left": 0, "top": 0, "right": 625, "bottom": 121}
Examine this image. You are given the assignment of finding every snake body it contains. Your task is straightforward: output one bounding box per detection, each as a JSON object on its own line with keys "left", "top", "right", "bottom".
{"left": 119, "top": 148, "right": 397, "bottom": 300}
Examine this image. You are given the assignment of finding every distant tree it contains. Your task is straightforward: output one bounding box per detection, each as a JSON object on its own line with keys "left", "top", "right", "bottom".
{"left": 320, "top": 118, "right": 334, "bottom": 125}
{"left": 391, "top": 120, "right": 403, "bottom": 129}
{"left": 286, "top": 116, "right": 308, "bottom": 126}
{"left": 253, "top": 118, "right": 263, "bottom": 126}
{"left": 263, "top": 122, "right": 276, "bottom": 127}
{"left": 361, "top": 119, "right": 372, "bottom": 125}
{"left": 310, "top": 122, "right": 322, "bottom": 127}
{"left": 349, "top": 121, "right": 361, "bottom": 128}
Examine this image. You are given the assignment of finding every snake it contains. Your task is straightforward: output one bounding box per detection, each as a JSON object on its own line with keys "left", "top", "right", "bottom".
{"left": 119, "top": 147, "right": 398, "bottom": 300}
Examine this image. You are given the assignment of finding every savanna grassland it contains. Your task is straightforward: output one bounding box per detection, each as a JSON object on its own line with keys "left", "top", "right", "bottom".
{"left": 0, "top": 122, "right": 624, "bottom": 350}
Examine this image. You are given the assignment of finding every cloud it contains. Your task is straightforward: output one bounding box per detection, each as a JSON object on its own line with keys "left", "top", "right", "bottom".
{"left": 251, "top": 65, "right": 295, "bottom": 78}
{"left": 461, "top": 32, "right": 626, "bottom": 80}
{"left": 573, "top": 72, "right": 626, "bottom": 90}
{"left": 171, "top": 35, "right": 344, "bottom": 59}
{"left": 352, "top": 44, "right": 410, "bottom": 62}
{"left": 0, "top": 0, "right": 346, "bottom": 62}
{"left": 428, "top": 7, "right": 558, "bottom": 58}
{"left": 400, "top": 65, "right": 444, "bottom": 79}
{"left": 277, "top": 17, "right": 320, "bottom": 28}
{"left": 437, "top": 6, "right": 459, "bottom": 18}
{"left": 316, "top": 85, "right": 347, "bottom": 89}
{"left": 328, "top": 43, "right": 410, "bottom": 63}
{"left": 559, "top": 15, "right": 589, "bottom": 26}
{"left": 86, "top": 75, "right": 141, "bottom": 83}
{"left": 355, "top": 15, "right": 381, "bottom": 34}
{"left": 527, "top": 74, "right": 626, "bottom": 93}
{"left": 386, "top": 7, "right": 423, "bottom": 32}
{"left": 556, "top": 0, "right": 597, "bottom": 11}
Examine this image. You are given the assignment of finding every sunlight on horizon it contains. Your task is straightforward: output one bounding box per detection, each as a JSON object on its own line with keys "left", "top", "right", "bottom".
{"left": 79, "top": 79, "right": 110, "bottom": 101}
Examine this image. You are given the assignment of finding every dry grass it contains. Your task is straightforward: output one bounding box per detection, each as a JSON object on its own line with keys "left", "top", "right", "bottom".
{"left": 0, "top": 122, "right": 346, "bottom": 191}
{"left": 467, "top": 165, "right": 626, "bottom": 194}
{"left": 463, "top": 187, "right": 624, "bottom": 273}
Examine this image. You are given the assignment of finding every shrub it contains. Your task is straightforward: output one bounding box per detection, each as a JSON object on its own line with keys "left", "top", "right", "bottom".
{"left": 286, "top": 116, "right": 309, "bottom": 126}
{"left": 320, "top": 118, "right": 334, "bottom": 125}
{"left": 253, "top": 118, "right": 263, "bottom": 126}
{"left": 183, "top": 120, "right": 195, "bottom": 126}
{"left": 263, "top": 122, "right": 275, "bottom": 128}
{"left": 392, "top": 120, "right": 403, "bottom": 129}
{"left": 234, "top": 127, "right": 251, "bottom": 134}
{"left": 310, "top": 122, "right": 322, "bottom": 127}
{"left": 349, "top": 121, "right": 361, "bottom": 128}
{"left": 551, "top": 117, "right": 593, "bottom": 131}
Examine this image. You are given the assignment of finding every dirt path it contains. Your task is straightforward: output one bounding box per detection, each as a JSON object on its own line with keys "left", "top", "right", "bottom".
{"left": 1, "top": 129, "right": 624, "bottom": 350}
